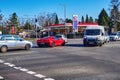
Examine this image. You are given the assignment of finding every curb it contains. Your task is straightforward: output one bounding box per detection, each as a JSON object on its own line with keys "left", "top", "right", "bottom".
{"left": 0, "top": 76, "right": 4, "bottom": 80}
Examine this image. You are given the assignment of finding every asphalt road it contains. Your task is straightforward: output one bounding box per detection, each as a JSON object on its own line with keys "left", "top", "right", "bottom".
{"left": 0, "top": 39, "right": 120, "bottom": 80}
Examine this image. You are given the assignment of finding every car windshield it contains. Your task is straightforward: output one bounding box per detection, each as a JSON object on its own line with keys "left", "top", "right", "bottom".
{"left": 110, "top": 33, "right": 117, "bottom": 35}
{"left": 55, "top": 35, "right": 62, "bottom": 38}
{"left": 85, "top": 29, "right": 101, "bottom": 35}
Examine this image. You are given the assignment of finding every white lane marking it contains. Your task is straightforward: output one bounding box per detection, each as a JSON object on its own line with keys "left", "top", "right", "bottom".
{"left": 0, "top": 60, "right": 4, "bottom": 63}
{"left": 13, "top": 66, "right": 22, "bottom": 70}
{"left": 7, "top": 64, "right": 15, "bottom": 67}
{"left": 44, "top": 78, "right": 55, "bottom": 80}
{"left": 27, "top": 71, "right": 36, "bottom": 75}
{"left": 34, "top": 74, "right": 46, "bottom": 78}
{"left": 4, "top": 62, "right": 11, "bottom": 65}
{"left": 0, "top": 76, "right": 4, "bottom": 80}
{"left": 19, "top": 68, "right": 28, "bottom": 72}
{"left": 4, "top": 63, "right": 15, "bottom": 67}
{"left": 0, "top": 59, "right": 55, "bottom": 80}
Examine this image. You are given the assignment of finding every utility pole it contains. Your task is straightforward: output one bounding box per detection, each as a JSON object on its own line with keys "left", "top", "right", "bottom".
{"left": 59, "top": 4, "right": 66, "bottom": 25}
{"left": 59, "top": 4, "right": 67, "bottom": 35}
{"left": 35, "top": 15, "right": 37, "bottom": 38}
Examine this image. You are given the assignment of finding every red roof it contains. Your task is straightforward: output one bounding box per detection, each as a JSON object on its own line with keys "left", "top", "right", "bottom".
{"left": 49, "top": 23, "right": 98, "bottom": 27}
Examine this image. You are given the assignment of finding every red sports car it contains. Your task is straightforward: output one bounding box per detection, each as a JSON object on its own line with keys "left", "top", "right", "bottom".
{"left": 37, "top": 36, "right": 65, "bottom": 47}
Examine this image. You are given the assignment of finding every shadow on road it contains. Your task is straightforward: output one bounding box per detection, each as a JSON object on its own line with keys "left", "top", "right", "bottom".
{"left": 32, "top": 44, "right": 84, "bottom": 48}
{"left": 32, "top": 44, "right": 99, "bottom": 48}
{"left": 65, "top": 44, "right": 84, "bottom": 47}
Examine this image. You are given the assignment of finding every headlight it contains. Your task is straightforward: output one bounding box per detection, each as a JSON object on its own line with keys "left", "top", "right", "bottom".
{"left": 97, "top": 36, "right": 101, "bottom": 41}
{"left": 84, "top": 36, "right": 87, "bottom": 39}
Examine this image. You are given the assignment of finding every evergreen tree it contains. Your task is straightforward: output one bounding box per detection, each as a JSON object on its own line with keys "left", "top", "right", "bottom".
{"left": 85, "top": 14, "right": 89, "bottom": 23}
{"left": 65, "top": 18, "right": 72, "bottom": 23}
{"left": 24, "top": 22, "right": 32, "bottom": 30}
{"left": 81, "top": 16, "right": 84, "bottom": 23}
{"left": 0, "top": 26, "right": 2, "bottom": 32}
{"left": 89, "top": 16, "right": 93, "bottom": 23}
{"left": 95, "top": 18, "right": 98, "bottom": 23}
{"left": 117, "top": 22, "right": 120, "bottom": 31}
{"left": 9, "top": 13, "right": 18, "bottom": 27}
{"left": 98, "top": 8, "right": 109, "bottom": 27}
{"left": 55, "top": 14, "right": 59, "bottom": 24}
{"left": 0, "top": 10, "right": 3, "bottom": 32}
{"left": 7, "top": 12, "right": 19, "bottom": 34}
{"left": 0, "top": 10, "right": 2, "bottom": 22}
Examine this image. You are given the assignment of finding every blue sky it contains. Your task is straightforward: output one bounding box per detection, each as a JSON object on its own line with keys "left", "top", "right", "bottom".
{"left": 0, "top": 0, "right": 110, "bottom": 21}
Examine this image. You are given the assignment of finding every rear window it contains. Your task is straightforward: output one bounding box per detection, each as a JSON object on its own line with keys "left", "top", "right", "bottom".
{"left": 111, "top": 33, "right": 117, "bottom": 35}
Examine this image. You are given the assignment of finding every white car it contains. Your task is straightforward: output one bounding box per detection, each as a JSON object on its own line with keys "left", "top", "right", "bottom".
{"left": 55, "top": 34, "right": 68, "bottom": 43}
{"left": 117, "top": 31, "right": 120, "bottom": 40}
{"left": 109, "top": 33, "right": 119, "bottom": 41}
{"left": 0, "top": 35, "right": 33, "bottom": 53}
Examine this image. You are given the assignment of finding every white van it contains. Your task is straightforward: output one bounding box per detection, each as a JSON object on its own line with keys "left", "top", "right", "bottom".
{"left": 83, "top": 26, "right": 105, "bottom": 46}
{"left": 0, "top": 31, "right": 2, "bottom": 39}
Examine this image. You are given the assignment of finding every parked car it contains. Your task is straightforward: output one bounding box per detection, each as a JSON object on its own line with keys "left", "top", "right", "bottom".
{"left": 109, "top": 33, "right": 119, "bottom": 41}
{"left": 37, "top": 36, "right": 65, "bottom": 47}
{"left": 0, "top": 35, "right": 33, "bottom": 53}
{"left": 117, "top": 31, "right": 120, "bottom": 40}
{"left": 55, "top": 34, "right": 68, "bottom": 43}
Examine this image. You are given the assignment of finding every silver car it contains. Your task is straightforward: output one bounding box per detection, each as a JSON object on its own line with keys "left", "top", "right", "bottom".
{"left": 55, "top": 34, "right": 68, "bottom": 43}
{"left": 0, "top": 35, "right": 33, "bottom": 53}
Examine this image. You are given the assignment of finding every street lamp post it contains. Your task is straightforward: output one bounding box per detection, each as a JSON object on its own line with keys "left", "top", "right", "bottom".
{"left": 35, "top": 15, "right": 38, "bottom": 38}
{"left": 59, "top": 4, "right": 67, "bottom": 35}
{"left": 59, "top": 4, "right": 66, "bottom": 24}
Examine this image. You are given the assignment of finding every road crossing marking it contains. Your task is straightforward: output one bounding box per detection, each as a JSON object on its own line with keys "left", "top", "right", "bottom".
{"left": 7, "top": 64, "right": 16, "bottom": 67}
{"left": 0, "top": 59, "right": 55, "bottom": 80}
{"left": 19, "top": 68, "right": 28, "bottom": 72}
{"left": 34, "top": 74, "right": 46, "bottom": 78}
{"left": 27, "top": 71, "right": 36, "bottom": 75}
{"left": 13, "top": 66, "right": 22, "bottom": 70}
{"left": 0, "top": 76, "right": 4, "bottom": 80}
{"left": 0, "top": 59, "right": 4, "bottom": 63}
{"left": 44, "top": 78, "right": 55, "bottom": 80}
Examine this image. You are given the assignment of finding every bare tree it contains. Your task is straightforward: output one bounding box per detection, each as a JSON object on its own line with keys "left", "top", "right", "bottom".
{"left": 0, "top": 10, "right": 3, "bottom": 24}
{"left": 109, "top": 0, "right": 120, "bottom": 32}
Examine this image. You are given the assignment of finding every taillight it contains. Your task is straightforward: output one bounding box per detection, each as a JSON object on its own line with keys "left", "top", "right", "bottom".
{"left": 37, "top": 38, "right": 41, "bottom": 42}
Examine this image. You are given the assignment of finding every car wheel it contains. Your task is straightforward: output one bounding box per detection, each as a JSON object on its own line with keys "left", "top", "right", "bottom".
{"left": 1, "top": 46, "right": 8, "bottom": 53}
{"left": 98, "top": 43, "right": 102, "bottom": 47}
{"left": 25, "top": 44, "right": 30, "bottom": 50}
{"left": 52, "top": 42, "right": 55, "bottom": 47}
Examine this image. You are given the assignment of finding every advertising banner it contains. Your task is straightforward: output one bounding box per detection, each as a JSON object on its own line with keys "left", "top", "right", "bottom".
{"left": 11, "top": 26, "right": 15, "bottom": 34}
{"left": 73, "top": 15, "right": 78, "bottom": 32}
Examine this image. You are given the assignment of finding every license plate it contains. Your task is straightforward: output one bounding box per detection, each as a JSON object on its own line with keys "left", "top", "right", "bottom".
{"left": 40, "top": 42, "right": 45, "bottom": 44}
{"left": 89, "top": 42, "right": 94, "bottom": 44}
